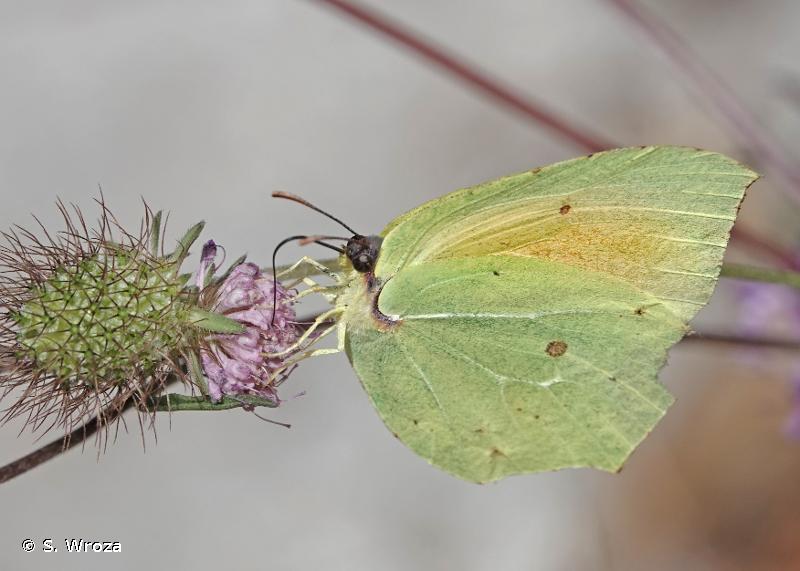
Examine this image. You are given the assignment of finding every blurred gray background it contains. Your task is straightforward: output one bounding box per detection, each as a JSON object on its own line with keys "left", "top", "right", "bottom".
{"left": 2, "top": 1, "right": 800, "bottom": 570}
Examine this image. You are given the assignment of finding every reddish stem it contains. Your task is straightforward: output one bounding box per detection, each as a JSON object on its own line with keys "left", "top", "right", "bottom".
{"left": 606, "top": 0, "right": 800, "bottom": 196}
{"left": 732, "top": 227, "right": 800, "bottom": 271}
{"left": 312, "top": 0, "right": 614, "bottom": 153}
{"left": 684, "top": 333, "right": 800, "bottom": 351}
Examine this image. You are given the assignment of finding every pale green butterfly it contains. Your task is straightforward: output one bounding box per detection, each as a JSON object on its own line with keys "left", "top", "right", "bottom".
{"left": 276, "top": 146, "right": 757, "bottom": 483}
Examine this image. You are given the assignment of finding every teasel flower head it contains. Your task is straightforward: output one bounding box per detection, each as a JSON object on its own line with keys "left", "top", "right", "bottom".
{"left": 0, "top": 198, "right": 208, "bottom": 441}
{"left": 195, "top": 245, "right": 300, "bottom": 404}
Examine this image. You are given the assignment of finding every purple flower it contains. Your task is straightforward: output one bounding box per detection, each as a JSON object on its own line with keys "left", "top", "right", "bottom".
{"left": 785, "top": 375, "right": 800, "bottom": 440}
{"left": 735, "top": 281, "right": 800, "bottom": 440}
{"left": 195, "top": 240, "right": 218, "bottom": 288}
{"left": 735, "top": 282, "right": 800, "bottom": 338}
{"left": 201, "top": 262, "right": 299, "bottom": 403}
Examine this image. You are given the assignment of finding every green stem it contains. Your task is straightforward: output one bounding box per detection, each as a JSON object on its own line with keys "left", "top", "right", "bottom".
{"left": 186, "top": 352, "right": 209, "bottom": 397}
{"left": 149, "top": 393, "right": 279, "bottom": 412}
{"left": 720, "top": 262, "right": 800, "bottom": 289}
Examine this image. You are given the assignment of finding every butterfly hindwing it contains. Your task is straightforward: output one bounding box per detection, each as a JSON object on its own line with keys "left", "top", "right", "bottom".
{"left": 347, "top": 255, "right": 682, "bottom": 482}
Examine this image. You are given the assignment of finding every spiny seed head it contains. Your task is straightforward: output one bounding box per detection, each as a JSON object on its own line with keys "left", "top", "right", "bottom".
{"left": 0, "top": 198, "right": 199, "bottom": 441}
{"left": 14, "top": 249, "right": 186, "bottom": 384}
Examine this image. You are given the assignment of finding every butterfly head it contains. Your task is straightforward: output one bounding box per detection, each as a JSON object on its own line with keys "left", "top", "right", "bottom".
{"left": 345, "top": 234, "right": 383, "bottom": 273}
{"left": 270, "top": 190, "right": 383, "bottom": 274}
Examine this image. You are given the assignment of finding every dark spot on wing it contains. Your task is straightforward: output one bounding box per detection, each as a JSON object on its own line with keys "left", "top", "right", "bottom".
{"left": 489, "top": 447, "right": 506, "bottom": 460}
{"left": 492, "top": 270, "right": 500, "bottom": 276}
{"left": 634, "top": 307, "right": 645, "bottom": 315}
{"left": 412, "top": 419, "right": 419, "bottom": 426}
{"left": 545, "top": 340, "right": 568, "bottom": 357}
{"left": 559, "top": 204, "right": 571, "bottom": 215}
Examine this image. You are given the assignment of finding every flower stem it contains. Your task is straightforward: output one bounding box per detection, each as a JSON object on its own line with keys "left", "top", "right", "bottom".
{"left": 684, "top": 333, "right": 800, "bottom": 351}
{"left": 0, "top": 388, "right": 279, "bottom": 485}
{"left": 0, "top": 377, "right": 174, "bottom": 485}
{"left": 721, "top": 262, "right": 800, "bottom": 290}
{"left": 0, "top": 424, "right": 102, "bottom": 485}
{"left": 0, "top": 397, "right": 135, "bottom": 485}
{"left": 149, "top": 393, "right": 278, "bottom": 412}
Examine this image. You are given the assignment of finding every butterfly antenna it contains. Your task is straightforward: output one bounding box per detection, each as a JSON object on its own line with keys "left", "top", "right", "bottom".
{"left": 272, "top": 191, "right": 361, "bottom": 235}
{"left": 228, "top": 397, "right": 292, "bottom": 429}
{"left": 271, "top": 234, "right": 346, "bottom": 326}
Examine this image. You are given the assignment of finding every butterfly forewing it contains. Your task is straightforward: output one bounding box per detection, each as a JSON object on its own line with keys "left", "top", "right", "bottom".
{"left": 376, "top": 146, "right": 757, "bottom": 321}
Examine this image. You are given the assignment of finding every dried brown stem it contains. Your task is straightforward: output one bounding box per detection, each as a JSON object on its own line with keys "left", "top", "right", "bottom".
{"left": 1, "top": 417, "right": 101, "bottom": 484}
{"left": 0, "top": 377, "right": 175, "bottom": 485}
{"left": 0, "top": 395, "right": 131, "bottom": 484}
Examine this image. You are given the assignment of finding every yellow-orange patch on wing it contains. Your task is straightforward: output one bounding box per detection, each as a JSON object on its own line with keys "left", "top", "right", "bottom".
{"left": 508, "top": 216, "right": 671, "bottom": 287}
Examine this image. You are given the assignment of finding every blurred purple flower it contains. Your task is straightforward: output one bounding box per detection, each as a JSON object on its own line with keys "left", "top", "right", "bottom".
{"left": 201, "top": 260, "right": 299, "bottom": 403}
{"left": 785, "top": 377, "right": 800, "bottom": 440}
{"left": 735, "top": 281, "right": 800, "bottom": 439}
{"left": 735, "top": 281, "right": 800, "bottom": 338}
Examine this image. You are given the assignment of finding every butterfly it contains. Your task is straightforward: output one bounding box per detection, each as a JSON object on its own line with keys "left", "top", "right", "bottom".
{"left": 275, "top": 146, "right": 757, "bottom": 483}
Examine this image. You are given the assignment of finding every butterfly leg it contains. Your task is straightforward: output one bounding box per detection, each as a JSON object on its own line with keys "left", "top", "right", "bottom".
{"left": 277, "top": 256, "right": 343, "bottom": 284}
{"left": 266, "top": 306, "right": 344, "bottom": 359}
{"left": 292, "top": 280, "right": 340, "bottom": 304}
{"left": 270, "top": 321, "right": 342, "bottom": 369}
{"left": 280, "top": 257, "right": 344, "bottom": 304}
